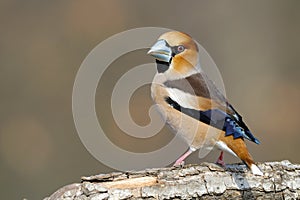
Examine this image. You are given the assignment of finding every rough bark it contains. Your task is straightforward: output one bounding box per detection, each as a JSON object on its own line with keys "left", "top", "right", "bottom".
{"left": 44, "top": 160, "right": 300, "bottom": 200}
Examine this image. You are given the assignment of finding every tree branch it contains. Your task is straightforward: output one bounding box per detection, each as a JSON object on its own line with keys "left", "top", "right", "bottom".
{"left": 44, "top": 160, "right": 300, "bottom": 199}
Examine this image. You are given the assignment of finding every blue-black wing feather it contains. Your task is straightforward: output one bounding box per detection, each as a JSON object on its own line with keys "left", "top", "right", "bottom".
{"left": 165, "top": 97, "right": 260, "bottom": 144}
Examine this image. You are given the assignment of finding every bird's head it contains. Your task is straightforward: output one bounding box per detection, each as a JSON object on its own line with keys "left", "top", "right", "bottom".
{"left": 148, "top": 31, "right": 199, "bottom": 78}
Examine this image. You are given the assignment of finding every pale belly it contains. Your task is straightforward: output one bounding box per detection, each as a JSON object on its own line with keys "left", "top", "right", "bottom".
{"left": 151, "top": 81, "right": 223, "bottom": 150}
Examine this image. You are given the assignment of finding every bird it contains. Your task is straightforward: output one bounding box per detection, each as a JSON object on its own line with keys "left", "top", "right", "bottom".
{"left": 147, "top": 31, "right": 263, "bottom": 176}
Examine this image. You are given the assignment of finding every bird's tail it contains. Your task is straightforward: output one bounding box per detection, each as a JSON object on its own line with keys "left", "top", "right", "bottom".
{"left": 236, "top": 147, "right": 263, "bottom": 176}
{"left": 250, "top": 163, "right": 263, "bottom": 176}
{"left": 219, "top": 136, "right": 263, "bottom": 176}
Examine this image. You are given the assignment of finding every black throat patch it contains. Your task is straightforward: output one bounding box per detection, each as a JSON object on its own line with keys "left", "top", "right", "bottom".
{"left": 156, "top": 59, "right": 170, "bottom": 73}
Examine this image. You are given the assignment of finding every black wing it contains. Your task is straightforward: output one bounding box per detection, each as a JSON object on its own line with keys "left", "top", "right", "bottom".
{"left": 165, "top": 97, "right": 260, "bottom": 144}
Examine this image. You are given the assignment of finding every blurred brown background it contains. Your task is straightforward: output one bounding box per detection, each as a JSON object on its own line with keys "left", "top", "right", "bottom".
{"left": 0, "top": 1, "right": 299, "bottom": 199}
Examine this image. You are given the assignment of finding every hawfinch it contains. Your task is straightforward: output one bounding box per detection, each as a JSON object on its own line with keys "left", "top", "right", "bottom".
{"left": 148, "top": 31, "right": 263, "bottom": 176}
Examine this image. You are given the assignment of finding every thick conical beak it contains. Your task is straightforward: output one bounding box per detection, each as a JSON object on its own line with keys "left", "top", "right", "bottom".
{"left": 147, "top": 39, "right": 172, "bottom": 63}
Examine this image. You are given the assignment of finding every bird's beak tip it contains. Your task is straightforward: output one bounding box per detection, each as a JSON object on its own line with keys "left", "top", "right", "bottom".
{"left": 147, "top": 40, "right": 172, "bottom": 62}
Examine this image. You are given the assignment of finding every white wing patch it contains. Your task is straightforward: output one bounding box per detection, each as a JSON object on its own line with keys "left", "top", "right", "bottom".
{"left": 165, "top": 87, "right": 199, "bottom": 110}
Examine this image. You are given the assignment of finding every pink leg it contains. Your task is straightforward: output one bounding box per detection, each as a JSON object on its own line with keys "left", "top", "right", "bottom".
{"left": 216, "top": 151, "right": 226, "bottom": 167}
{"left": 174, "top": 148, "right": 195, "bottom": 166}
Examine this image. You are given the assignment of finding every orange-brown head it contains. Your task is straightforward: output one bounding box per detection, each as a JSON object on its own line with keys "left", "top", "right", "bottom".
{"left": 148, "top": 31, "right": 199, "bottom": 78}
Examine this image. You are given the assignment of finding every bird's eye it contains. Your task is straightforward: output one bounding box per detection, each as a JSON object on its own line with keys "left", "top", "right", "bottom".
{"left": 177, "top": 45, "right": 185, "bottom": 53}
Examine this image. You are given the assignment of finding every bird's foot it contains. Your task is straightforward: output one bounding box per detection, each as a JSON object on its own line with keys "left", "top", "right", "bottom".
{"left": 173, "top": 160, "right": 185, "bottom": 167}
{"left": 216, "top": 159, "right": 226, "bottom": 168}
{"left": 216, "top": 151, "right": 226, "bottom": 168}
{"left": 173, "top": 148, "right": 195, "bottom": 167}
